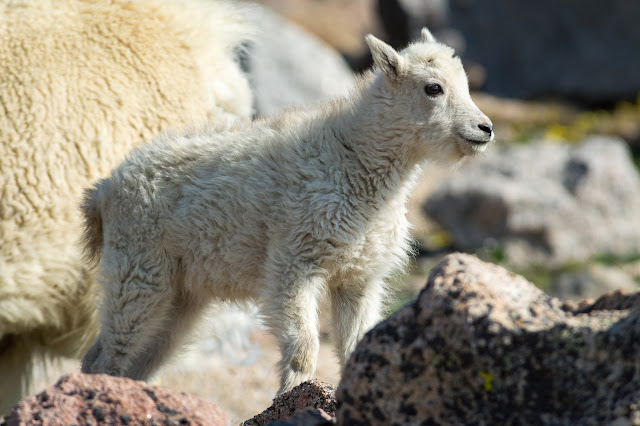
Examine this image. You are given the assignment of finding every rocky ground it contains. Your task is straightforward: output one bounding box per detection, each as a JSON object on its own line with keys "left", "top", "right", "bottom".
{"left": 25, "top": 322, "right": 341, "bottom": 423}
{"left": 9, "top": 254, "right": 640, "bottom": 425}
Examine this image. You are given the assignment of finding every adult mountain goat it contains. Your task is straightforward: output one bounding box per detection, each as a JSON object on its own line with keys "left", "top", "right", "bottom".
{"left": 0, "top": 0, "right": 253, "bottom": 412}
{"left": 81, "top": 29, "right": 494, "bottom": 393}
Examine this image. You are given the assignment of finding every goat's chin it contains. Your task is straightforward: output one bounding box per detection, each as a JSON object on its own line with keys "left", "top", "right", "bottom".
{"left": 421, "top": 136, "right": 490, "bottom": 166}
{"left": 422, "top": 144, "right": 467, "bottom": 167}
{"left": 456, "top": 138, "right": 490, "bottom": 157}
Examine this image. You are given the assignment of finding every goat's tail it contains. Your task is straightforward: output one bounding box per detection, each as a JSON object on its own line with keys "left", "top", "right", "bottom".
{"left": 80, "top": 183, "right": 105, "bottom": 268}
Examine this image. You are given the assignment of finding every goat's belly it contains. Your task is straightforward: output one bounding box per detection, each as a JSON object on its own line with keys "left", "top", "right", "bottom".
{"left": 177, "top": 233, "right": 267, "bottom": 302}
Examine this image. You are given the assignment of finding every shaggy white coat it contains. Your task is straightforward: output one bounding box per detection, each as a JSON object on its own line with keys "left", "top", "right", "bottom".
{"left": 81, "top": 29, "right": 494, "bottom": 393}
{"left": 0, "top": 0, "right": 254, "bottom": 412}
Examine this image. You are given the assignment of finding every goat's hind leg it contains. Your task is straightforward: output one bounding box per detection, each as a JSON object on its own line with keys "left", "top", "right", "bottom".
{"left": 81, "top": 248, "right": 176, "bottom": 380}
{"left": 124, "top": 289, "right": 210, "bottom": 380}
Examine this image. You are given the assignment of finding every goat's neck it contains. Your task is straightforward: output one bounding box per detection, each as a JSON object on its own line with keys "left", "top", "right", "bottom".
{"left": 331, "top": 78, "right": 422, "bottom": 200}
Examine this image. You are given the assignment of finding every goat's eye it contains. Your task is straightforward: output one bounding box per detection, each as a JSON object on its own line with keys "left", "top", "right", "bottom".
{"left": 424, "top": 83, "right": 443, "bottom": 96}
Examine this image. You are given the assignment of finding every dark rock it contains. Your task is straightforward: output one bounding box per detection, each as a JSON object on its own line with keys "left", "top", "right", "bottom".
{"left": 245, "top": 5, "right": 355, "bottom": 117}
{"left": 6, "top": 373, "right": 228, "bottom": 425}
{"left": 336, "top": 253, "right": 640, "bottom": 425}
{"left": 243, "top": 379, "right": 336, "bottom": 426}
{"left": 447, "top": 0, "right": 640, "bottom": 105}
{"left": 377, "top": 0, "right": 457, "bottom": 49}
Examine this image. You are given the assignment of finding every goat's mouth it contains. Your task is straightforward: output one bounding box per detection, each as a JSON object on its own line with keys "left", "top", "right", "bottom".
{"left": 455, "top": 132, "right": 493, "bottom": 156}
{"left": 457, "top": 132, "right": 492, "bottom": 145}
{"left": 462, "top": 136, "right": 489, "bottom": 145}
{"left": 457, "top": 131, "right": 494, "bottom": 147}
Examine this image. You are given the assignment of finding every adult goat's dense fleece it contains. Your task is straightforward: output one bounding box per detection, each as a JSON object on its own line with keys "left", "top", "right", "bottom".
{"left": 0, "top": 0, "right": 254, "bottom": 412}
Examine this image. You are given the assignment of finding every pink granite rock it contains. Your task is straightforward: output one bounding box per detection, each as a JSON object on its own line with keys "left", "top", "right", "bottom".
{"left": 337, "top": 253, "right": 640, "bottom": 425}
{"left": 243, "top": 379, "right": 336, "bottom": 426}
{"left": 6, "top": 373, "right": 229, "bottom": 425}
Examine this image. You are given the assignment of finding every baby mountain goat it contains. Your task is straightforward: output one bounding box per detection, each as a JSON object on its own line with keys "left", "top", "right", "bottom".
{"left": 81, "top": 29, "right": 493, "bottom": 393}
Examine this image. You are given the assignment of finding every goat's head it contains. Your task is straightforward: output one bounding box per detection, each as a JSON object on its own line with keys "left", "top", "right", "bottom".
{"left": 365, "top": 28, "right": 494, "bottom": 164}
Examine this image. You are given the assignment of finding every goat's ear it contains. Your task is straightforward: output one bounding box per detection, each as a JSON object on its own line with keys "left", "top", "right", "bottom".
{"left": 421, "top": 27, "right": 436, "bottom": 43}
{"left": 365, "top": 34, "right": 403, "bottom": 80}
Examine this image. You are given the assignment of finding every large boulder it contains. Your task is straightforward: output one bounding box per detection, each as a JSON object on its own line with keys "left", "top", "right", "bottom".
{"left": 336, "top": 253, "right": 640, "bottom": 425}
{"left": 423, "top": 137, "right": 640, "bottom": 267}
{"left": 6, "top": 373, "right": 229, "bottom": 425}
{"left": 447, "top": 0, "right": 640, "bottom": 104}
{"left": 245, "top": 5, "right": 356, "bottom": 118}
{"left": 549, "top": 264, "right": 639, "bottom": 302}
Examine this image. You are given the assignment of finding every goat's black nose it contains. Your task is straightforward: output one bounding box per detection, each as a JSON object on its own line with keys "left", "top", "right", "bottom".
{"left": 478, "top": 123, "right": 493, "bottom": 134}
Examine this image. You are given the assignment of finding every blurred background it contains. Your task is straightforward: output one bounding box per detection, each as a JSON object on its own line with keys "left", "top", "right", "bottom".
{"left": 28, "top": 0, "right": 640, "bottom": 422}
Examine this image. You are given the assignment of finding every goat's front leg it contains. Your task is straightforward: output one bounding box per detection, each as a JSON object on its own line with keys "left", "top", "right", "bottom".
{"left": 261, "top": 261, "right": 325, "bottom": 394}
{"left": 330, "top": 278, "right": 386, "bottom": 368}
